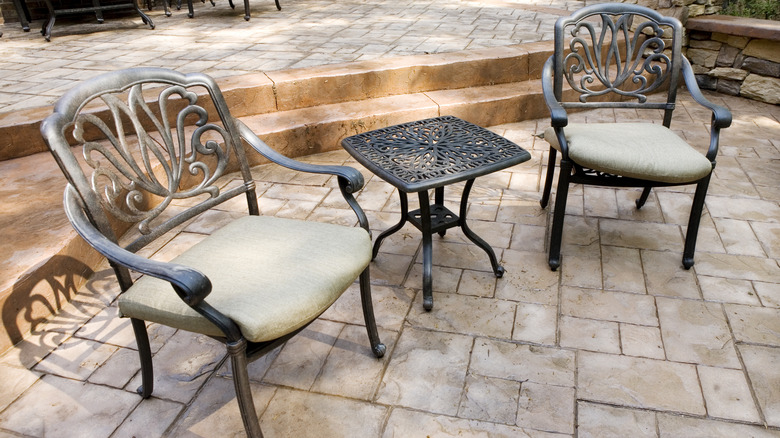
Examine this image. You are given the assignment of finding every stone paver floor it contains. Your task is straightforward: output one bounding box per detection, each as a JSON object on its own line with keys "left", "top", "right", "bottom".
{"left": 0, "top": 91, "right": 778, "bottom": 437}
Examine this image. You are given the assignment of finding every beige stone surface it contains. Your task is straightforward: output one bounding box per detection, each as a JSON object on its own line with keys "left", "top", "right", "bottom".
{"left": 743, "top": 39, "right": 780, "bottom": 64}
{"left": 578, "top": 351, "right": 705, "bottom": 415}
{"left": 741, "top": 74, "right": 780, "bottom": 105}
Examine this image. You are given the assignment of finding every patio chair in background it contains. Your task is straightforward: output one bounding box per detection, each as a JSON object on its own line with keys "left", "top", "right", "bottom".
{"left": 183, "top": 0, "right": 280, "bottom": 20}
{"left": 41, "top": 68, "right": 385, "bottom": 437}
{"left": 540, "top": 3, "right": 732, "bottom": 271}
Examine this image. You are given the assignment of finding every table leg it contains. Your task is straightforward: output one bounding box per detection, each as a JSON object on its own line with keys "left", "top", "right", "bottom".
{"left": 418, "top": 191, "right": 434, "bottom": 311}
{"left": 459, "top": 179, "right": 504, "bottom": 277}
{"left": 434, "top": 187, "right": 446, "bottom": 237}
{"left": 371, "top": 190, "right": 408, "bottom": 260}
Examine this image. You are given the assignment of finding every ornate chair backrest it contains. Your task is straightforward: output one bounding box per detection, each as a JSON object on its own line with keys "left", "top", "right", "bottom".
{"left": 551, "top": 3, "right": 684, "bottom": 126}
{"left": 42, "top": 68, "right": 259, "bottom": 288}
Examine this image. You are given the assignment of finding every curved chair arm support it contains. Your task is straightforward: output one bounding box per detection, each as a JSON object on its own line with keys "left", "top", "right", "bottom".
{"left": 681, "top": 57, "right": 732, "bottom": 130}
{"left": 236, "top": 119, "right": 365, "bottom": 193}
{"left": 337, "top": 176, "right": 371, "bottom": 233}
{"left": 680, "top": 57, "right": 732, "bottom": 160}
{"left": 64, "top": 186, "right": 244, "bottom": 342}
{"left": 542, "top": 56, "right": 569, "bottom": 128}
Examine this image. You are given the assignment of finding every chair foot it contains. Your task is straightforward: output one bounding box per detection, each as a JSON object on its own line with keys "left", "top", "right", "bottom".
{"left": 372, "top": 342, "right": 386, "bottom": 358}
{"left": 682, "top": 256, "right": 694, "bottom": 270}
{"left": 423, "top": 295, "right": 433, "bottom": 311}
{"left": 495, "top": 265, "right": 505, "bottom": 278}
{"left": 548, "top": 256, "right": 560, "bottom": 271}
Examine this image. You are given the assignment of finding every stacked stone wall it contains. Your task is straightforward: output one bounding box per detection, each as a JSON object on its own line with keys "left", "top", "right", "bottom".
{"left": 687, "top": 27, "right": 780, "bottom": 104}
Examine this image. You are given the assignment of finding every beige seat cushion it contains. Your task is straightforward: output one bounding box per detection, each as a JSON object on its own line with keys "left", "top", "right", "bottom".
{"left": 543, "top": 123, "right": 713, "bottom": 184}
{"left": 118, "top": 215, "right": 371, "bottom": 343}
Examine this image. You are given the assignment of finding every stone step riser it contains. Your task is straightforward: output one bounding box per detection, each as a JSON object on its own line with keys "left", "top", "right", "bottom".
{"left": 0, "top": 43, "right": 553, "bottom": 162}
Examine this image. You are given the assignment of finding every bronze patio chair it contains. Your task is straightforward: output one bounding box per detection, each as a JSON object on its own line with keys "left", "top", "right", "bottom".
{"left": 41, "top": 67, "right": 385, "bottom": 437}
{"left": 540, "top": 3, "right": 732, "bottom": 271}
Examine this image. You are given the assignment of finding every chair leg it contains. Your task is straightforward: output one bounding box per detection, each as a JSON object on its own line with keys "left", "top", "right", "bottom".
{"left": 636, "top": 186, "right": 652, "bottom": 209}
{"left": 228, "top": 339, "right": 264, "bottom": 438}
{"left": 540, "top": 147, "right": 557, "bottom": 208}
{"left": 547, "top": 160, "right": 572, "bottom": 271}
{"left": 682, "top": 175, "right": 711, "bottom": 270}
{"left": 243, "top": 0, "right": 250, "bottom": 20}
{"left": 130, "top": 318, "right": 154, "bottom": 398}
{"left": 359, "top": 267, "right": 386, "bottom": 358}
{"left": 274, "top": 0, "right": 280, "bottom": 10}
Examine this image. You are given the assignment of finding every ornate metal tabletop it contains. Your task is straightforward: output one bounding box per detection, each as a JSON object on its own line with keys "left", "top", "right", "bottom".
{"left": 341, "top": 116, "right": 531, "bottom": 193}
{"left": 342, "top": 116, "right": 531, "bottom": 310}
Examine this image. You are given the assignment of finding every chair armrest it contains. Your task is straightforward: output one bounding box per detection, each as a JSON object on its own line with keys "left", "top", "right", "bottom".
{"left": 236, "top": 119, "right": 365, "bottom": 193}
{"left": 542, "top": 56, "right": 569, "bottom": 128}
{"left": 681, "top": 57, "right": 732, "bottom": 130}
{"left": 64, "top": 187, "right": 212, "bottom": 306}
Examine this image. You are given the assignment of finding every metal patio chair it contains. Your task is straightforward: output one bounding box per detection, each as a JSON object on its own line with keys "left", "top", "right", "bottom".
{"left": 540, "top": 3, "right": 732, "bottom": 271}
{"left": 41, "top": 68, "right": 385, "bottom": 437}
{"left": 182, "top": 0, "right": 280, "bottom": 20}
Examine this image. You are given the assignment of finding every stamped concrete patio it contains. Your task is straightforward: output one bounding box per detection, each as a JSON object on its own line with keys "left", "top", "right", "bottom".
{"left": 0, "top": 89, "right": 778, "bottom": 436}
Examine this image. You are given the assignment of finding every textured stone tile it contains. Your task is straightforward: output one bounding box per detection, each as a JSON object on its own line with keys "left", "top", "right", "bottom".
{"left": 127, "top": 331, "right": 225, "bottom": 404}
{"left": 706, "top": 196, "right": 780, "bottom": 222}
{"left": 376, "top": 327, "right": 471, "bottom": 415}
{"left": 421, "top": 239, "right": 504, "bottom": 273}
{"left": 458, "top": 269, "right": 498, "bottom": 297}
{"left": 755, "top": 281, "right": 780, "bottom": 308}
{"left": 560, "top": 243, "right": 603, "bottom": 289}
{"left": 714, "top": 217, "right": 765, "bottom": 256}
{"left": 599, "top": 219, "right": 683, "bottom": 252}
{"left": 560, "top": 216, "right": 600, "bottom": 247}
{"left": 405, "top": 263, "right": 462, "bottom": 294}
{"left": 694, "top": 253, "right": 780, "bottom": 283}
{"left": 726, "top": 304, "right": 780, "bottom": 347}
{"left": 698, "top": 365, "right": 760, "bottom": 423}
{"left": 740, "top": 344, "right": 780, "bottom": 427}
{"left": 406, "top": 293, "right": 515, "bottom": 339}
{"left": 321, "top": 283, "right": 414, "bottom": 332}
{"left": 601, "top": 246, "right": 646, "bottom": 293}
{"left": 641, "top": 250, "right": 701, "bottom": 299}
{"left": 514, "top": 302, "right": 557, "bottom": 345}
{"left": 383, "top": 408, "right": 563, "bottom": 438}
{"left": 470, "top": 338, "right": 575, "bottom": 387}
{"left": 583, "top": 186, "right": 619, "bottom": 219}
{"left": 261, "top": 387, "right": 387, "bottom": 437}
{"left": 751, "top": 221, "right": 780, "bottom": 258}
{"left": 495, "top": 249, "right": 559, "bottom": 306}
{"left": 616, "top": 188, "right": 664, "bottom": 222}
{"left": 578, "top": 351, "right": 705, "bottom": 415}
{"left": 170, "top": 375, "right": 274, "bottom": 438}
{"left": 577, "top": 402, "right": 657, "bottom": 438}
{"left": 114, "top": 397, "right": 183, "bottom": 438}
{"left": 33, "top": 337, "right": 118, "bottom": 381}
{"left": 311, "top": 325, "right": 395, "bottom": 400}
{"left": 458, "top": 374, "right": 520, "bottom": 424}
{"left": 0, "top": 363, "right": 40, "bottom": 413}
{"left": 657, "top": 297, "right": 740, "bottom": 368}
{"left": 516, "top": 382, "right": 575, "bottom": 434}
{"left": 620, "top": 323, "right": 665, "bottom": 360}
{"left": 560, "top": 316, "right": 620, "bottom": 354}
{"left": 0, "top": 375, "right": 139, "bottom": 437}
{"left": 699, "top": 275, "right": 761, "bottom": 305}
{"left": 88, "top": 347, "right": 141, "bottom": 390}
{"left": 561, "top": 287, "right": 657, "bottom": 326}
{"left": 657, "top": 413, "right": 780, "bottom": 437}
{"left": 263, "top": 319, "right": 343, "bottom": 390}
{"left": 371, "top": 252, "right": 414, "bottom": 287}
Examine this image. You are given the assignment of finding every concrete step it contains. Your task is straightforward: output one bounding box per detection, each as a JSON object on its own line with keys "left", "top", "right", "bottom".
{"left": 0, "top": 43, "right": 552, "bottom": 354}
{"left": 0, "top": 42, "right": 552, "bottom": 162}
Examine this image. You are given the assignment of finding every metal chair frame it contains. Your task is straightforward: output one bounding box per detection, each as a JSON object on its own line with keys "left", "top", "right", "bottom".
{"left": 42, "top": 68, "right": 385, "bottom": 438}
{"left": 540, "top": 3, "right": 732, "bottom": 271}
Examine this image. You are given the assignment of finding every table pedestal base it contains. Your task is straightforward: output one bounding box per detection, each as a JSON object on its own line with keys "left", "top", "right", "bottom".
{"left": 373, "top": 179, "right": 504, "bottom": 311}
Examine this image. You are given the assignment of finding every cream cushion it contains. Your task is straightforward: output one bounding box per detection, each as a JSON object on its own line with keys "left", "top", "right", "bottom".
{"left": 118, "top": 215, "right": 372, "bottom": 343}
{"left": 543, "top": 123, "right": 713, "bottom": 184}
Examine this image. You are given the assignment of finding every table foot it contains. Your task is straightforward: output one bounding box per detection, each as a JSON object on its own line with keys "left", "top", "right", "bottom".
{"left": 423, "top": 294, "right": 433, "bottom": 311}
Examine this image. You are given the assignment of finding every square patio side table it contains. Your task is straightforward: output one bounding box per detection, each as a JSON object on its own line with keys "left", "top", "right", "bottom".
{"left": 342, "top": 116, "right": 531, "bottom": 310}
